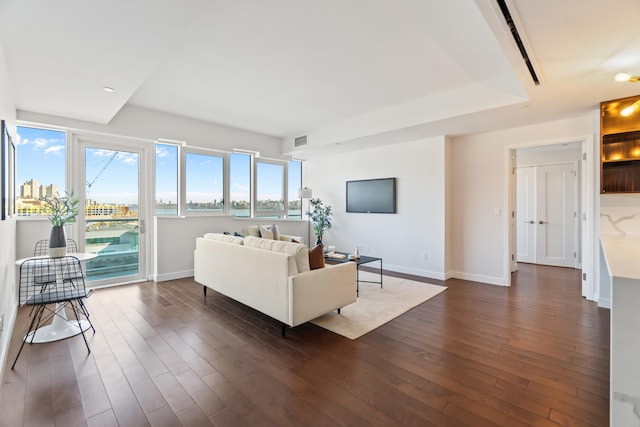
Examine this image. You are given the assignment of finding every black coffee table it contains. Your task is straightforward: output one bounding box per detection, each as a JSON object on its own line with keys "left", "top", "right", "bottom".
{"left": 325, "top": 253, "right": 382, "bottom": 297}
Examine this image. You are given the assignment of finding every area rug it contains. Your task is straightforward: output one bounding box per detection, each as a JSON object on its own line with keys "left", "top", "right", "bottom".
{"left": 311, "top": 272, "right": 447, "bottom": 339}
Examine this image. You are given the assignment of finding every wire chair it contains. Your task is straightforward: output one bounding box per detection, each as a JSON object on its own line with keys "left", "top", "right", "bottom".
{"left": 34, "top": 238, "right": 79, "bottom": 256}
{"left": 32, "top": 238, "right": 83, "bottom": 291}
{"left": 12, "top": 255, "right": 95, "bottom": 370}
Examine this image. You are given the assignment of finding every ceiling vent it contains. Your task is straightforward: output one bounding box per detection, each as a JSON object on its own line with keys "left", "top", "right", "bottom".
{"left": 294, "top": 135, "right": 308, "bottom": 147}
{"left": 495, "top": 0, "right": 540, "bottom": 86}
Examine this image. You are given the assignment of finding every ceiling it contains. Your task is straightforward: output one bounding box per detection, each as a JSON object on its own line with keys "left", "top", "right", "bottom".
{"left": 1, "top": 0, "right": 640, "bottom": 156}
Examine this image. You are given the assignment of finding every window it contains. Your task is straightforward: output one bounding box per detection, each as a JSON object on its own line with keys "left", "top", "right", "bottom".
{"left": 255, "top": 161, "right": 284, "bottom": 218}
{"left": 287, "top": 160, "right": 302, "bottom": 219}
{"left": 15, "top": 126, "right": 67, "bottom": 217}
{"left": 155, "top": 143, "right": 179, "bottom": 215}
{"left": 229, "top": 153, "right": 251, "bottom": 218}
{"left": 185, "top": 152, "right": 224, "bottom": 213}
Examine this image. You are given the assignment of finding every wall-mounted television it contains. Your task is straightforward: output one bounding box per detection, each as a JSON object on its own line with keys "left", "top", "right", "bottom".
{"left": 346, "top": 178, "right": 396, "bottom": 214}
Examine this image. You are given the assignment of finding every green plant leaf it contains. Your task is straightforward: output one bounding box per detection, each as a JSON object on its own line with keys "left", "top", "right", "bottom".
{"left": 41, "top": 190, "right": 80, "bottom": 226}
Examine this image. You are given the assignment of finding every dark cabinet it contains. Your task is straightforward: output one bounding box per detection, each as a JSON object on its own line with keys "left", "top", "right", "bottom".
{"left": 601, "top": 95, "right": 640, "bottom": 193}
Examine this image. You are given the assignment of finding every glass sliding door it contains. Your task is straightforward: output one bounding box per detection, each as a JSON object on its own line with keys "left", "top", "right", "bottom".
{"left": 75, "top": 137, "right": 149, "bottom": 286}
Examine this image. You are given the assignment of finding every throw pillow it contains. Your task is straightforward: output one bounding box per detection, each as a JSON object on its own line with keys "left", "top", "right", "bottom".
{"left": 308, "top": 244, "right": 325, "bottom": 270}
{"left": 259, "top": 225, "right": 274, "bottom": 240}
{"left": 244, "top": 225, "right": 261, "bottom": 237}
{"left": 268, "top": 224, "right": 280, "bottom": 241}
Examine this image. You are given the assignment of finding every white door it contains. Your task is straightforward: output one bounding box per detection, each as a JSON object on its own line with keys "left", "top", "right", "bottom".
{"left": 516, "top": 164, "right": 578, "bottom": 268}
{"left": 73, "top": 136, "right": 151, "bottom": 287}
{"left": 516, "top": 167, "right": 536, "bottom": 263}
{"left": 536, "top": 164, "right": 577, "bottom": 267}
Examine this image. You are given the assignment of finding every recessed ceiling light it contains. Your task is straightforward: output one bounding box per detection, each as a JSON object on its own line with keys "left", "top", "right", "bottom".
{"left": 103, "top": 86, "right": 115, "bottom": 93}
{"left": 615, "top": 73, "right": 640, "bottom": 82}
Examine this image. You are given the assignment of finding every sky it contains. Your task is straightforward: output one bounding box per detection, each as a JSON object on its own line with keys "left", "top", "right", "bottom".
{"left": 17, "top": 126, "right": 301, "bottom": 206}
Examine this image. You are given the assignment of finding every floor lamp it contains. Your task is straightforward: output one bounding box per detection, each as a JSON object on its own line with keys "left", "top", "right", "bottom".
{"left": 298, "top": 187, "right": 313, "bottom": 246}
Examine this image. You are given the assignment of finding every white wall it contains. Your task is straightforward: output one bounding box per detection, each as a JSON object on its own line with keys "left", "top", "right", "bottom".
{"left": 305, "top": 137, "right": 448, "bottom": 279}
{"left": 0, "top": 41, "right": 17, "bottom": 382}
{"left": 449, "top": 114, "right": 598, "bottom": 285}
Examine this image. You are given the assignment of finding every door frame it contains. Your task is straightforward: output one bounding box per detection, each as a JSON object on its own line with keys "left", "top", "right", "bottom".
{"left": 70, "top": 132, "right": 154, "bottom": 288}
{"left": 504, "top": 135, "right": 597, "bottom": 301}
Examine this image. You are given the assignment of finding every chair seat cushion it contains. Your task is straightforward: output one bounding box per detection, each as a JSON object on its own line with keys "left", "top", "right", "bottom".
{"left": 26, "top": 288, "right": 88, "bottom": 305}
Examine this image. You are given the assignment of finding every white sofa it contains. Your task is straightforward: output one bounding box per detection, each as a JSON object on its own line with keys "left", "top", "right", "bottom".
{"left": 194, "top": 233, "right": 357, "bottom": 336}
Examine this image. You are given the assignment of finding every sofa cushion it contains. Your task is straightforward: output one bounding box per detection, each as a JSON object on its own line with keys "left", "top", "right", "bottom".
{"left": 308, "top": 245, "right": 325, "bottom": 270}
{"left": 278, "top": 234, "right": 301, "bottom": 243}
{"left": 243, "top": 236, "right": 310, "bottom": 273}
{"left": 203, "top": 233, "right": 244, "bottom": 245}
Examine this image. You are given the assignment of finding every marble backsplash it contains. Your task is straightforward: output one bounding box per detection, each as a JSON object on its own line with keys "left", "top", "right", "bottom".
{"left": 600, "top": 194, "right": 640, "bottom": 235}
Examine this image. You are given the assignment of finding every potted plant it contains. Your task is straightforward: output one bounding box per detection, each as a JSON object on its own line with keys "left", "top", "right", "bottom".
{"left": 307, "top": 198, "right": 333, "bottom": 246}
{"left": 41, "top": 191, "right": 80, "bottom": 257}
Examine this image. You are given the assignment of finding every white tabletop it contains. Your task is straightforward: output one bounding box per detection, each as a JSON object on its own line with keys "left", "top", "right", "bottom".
{"left": 16, "top": 252, "right": 98, "bottom": 265}
{"left": 600, "top": 235, "right": 640, "bottom": 281}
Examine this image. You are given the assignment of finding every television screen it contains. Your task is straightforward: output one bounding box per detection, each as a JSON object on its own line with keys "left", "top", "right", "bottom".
{"left": 346, "top": 178, "right": 396, "bottom": 214}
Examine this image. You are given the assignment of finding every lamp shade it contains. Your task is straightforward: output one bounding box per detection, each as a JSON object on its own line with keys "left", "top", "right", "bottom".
{"left": 298, "top": 187, "right": 313, "bottom": 198}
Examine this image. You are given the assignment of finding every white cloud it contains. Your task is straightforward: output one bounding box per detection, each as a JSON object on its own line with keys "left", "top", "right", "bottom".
{"left": 92, "top": 149, "right": 114, "bottom": 158}
{"left": 27, "top": 137, "right": 63, "bottom": 150}
{"left": 156, "top": 146, "right": 170, "bottom": 158}
{"left": 121, "top": 155, "right": 137, "bottom": 166}
{"left": 44, "top": 144, "right": 65, "bottom": 154}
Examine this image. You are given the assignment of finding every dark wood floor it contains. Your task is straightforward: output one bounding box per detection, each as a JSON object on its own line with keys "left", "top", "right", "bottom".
{"left": 0, "top": 263, "right": 609, "bottom": 427}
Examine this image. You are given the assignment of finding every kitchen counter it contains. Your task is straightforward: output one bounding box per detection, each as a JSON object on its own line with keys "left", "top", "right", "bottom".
{"left": 600, "top": 234, "right": 640, "bottom": 280}
{"left": 601, "top": 234, "right": 640, "bottom": 426}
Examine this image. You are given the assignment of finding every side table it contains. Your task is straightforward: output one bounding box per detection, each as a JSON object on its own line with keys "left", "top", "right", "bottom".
{"left": 324, "top": 253, "right": 383, "bottom": 296}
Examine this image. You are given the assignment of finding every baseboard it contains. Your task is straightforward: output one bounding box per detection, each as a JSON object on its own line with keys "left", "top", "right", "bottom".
{"left": 0, "top": 306, "right": 17, "bottom": 386}
{"left": 380, "top": 264, "right": 446, "bottom": 281}
{"left": 448, "top": 271, "right": 507, "bottom": 286}
{"left": 380, "top": 265, "right": 505, "bottom": 286}
{"left": 154, "top": 269, "right": 194, "bottom": 282}
{"left": 598, "top": 297, "right": 611, "bottom": 309}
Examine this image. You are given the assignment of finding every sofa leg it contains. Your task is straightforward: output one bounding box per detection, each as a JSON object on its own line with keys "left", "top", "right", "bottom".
{"left": 337, "top": 308, "right": 341, "bottom": 315}
{"left": 281, "top": 324, "right": 287, "bottom": 338}
{"left": 203, "top": 286, "right": 207, "bottom": 297}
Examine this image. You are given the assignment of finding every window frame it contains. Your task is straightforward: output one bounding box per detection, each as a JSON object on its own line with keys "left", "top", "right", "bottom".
{"left": 182, "top": 146, "right": 227, "bottom": 217}
{"left": 14, "top": 124, "right": 69, "bottom": 219}
{"left": 254, "top": 158, "right": 287, "bottom": 219}
{"left": 287, "top": 159, "right": 303, "bottom": 219}
{"left": 229, "top": 152, "right": 253, "bottom": 218}
{"left": 154, "top": 141, "right": 181, "bottom": 217}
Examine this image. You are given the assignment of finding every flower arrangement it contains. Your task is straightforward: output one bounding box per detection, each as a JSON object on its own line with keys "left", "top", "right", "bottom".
{"left": 41, "top": 191, "right": 80, "bottom": 226}
{"left": 307, "top": 198, "right": 332, "bottom": 244}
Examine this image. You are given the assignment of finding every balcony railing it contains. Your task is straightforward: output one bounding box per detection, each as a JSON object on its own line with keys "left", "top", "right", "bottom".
{"left": 85, "top": 217, "right": 139, "bottom": 280}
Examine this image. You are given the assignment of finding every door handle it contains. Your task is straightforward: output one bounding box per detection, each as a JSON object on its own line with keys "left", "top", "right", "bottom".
{"left": 538, "top": 220, "right": 547, "bottom": 224}
{"left": 529, "top": 220, "right": 535, "bottom": 224}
